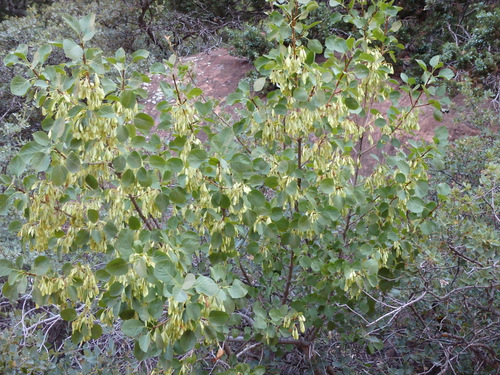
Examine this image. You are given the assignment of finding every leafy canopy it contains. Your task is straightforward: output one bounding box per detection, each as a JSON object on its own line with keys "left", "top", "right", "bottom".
{"left": 1, "top": 1, "right": 452, "bottom": 373}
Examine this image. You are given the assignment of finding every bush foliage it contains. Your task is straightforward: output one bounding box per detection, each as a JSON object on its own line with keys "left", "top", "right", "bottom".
{"left": 0, "top": 1, "right": 498, "bottom": 374}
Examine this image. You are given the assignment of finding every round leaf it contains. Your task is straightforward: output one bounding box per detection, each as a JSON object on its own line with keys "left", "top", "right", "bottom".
{"left": 60, "top": 308, "right": 77, "bottom": 322}
{"left": 407, "top": 197, "right": 425, "bottom": 213}
{"left": 121, "top": 319, "right": 145, "bottom": 338}
{"left": 11, "top": 76, "right": 31, "bottom": 96}
{"left": 106, "top": 258, "right": 129, "bottom": 276}
{"left": 194, "top": 276, "right": 220, "bottom": 296}
{"left": 51, "top": 165, "right": 68, "bottom": 186}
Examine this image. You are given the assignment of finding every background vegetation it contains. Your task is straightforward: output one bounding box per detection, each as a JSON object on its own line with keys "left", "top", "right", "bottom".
{"left": 0, "top": 0, "right": 498, "bottom": 374}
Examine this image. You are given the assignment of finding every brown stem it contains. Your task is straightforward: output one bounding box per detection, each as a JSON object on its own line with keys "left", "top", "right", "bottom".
{"left": 53, "top": 148, "right": 67, "bottom": 160}
{"left": 281, "top": 246, "right": 295, "bottom": 305}
{"left": 54, "top": 206, "right": 74, "bottom": 220}
{"left": 238, "top": 258, "right": 253, "bottom": 287}
{"left": 342, "top": 209, "right": 352, "bottom": 246}
{"left": 128, "top": 194, "right": 153, "bottom": 230}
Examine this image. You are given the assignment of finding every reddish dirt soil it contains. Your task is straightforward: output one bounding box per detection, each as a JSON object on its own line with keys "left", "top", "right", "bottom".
{"left": 143, "top": 48, "right": 483, "bottom": 147}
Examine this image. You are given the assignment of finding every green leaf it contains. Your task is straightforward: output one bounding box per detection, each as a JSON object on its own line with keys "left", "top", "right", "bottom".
{"left": 433, "top": 108, "right": 443, "bottom": 122}
{"left": 138, "top": 333, "right": 150, "bottom": 352}
{"left": 79, "top": 14, "right": 96, "bottom": 41}
{"left": 75, "top": 229, "right": 90, "bottom": 245}
{"left": 254, "top": 77, "right": 266, "bottom": 92}
{"left": 121, "top": 169, "right": 135, "bottom": 188}
{"left": 167, "top": 158, "right": 183, "bottom": 173}
{"left": 33, "top": 256, "right": 51, "bottom": 275}
{"left": 415, "top": 59, "right": 427, "bottom": 71}
{"left": 186, "top": 303, "right": 201, "bottom": 321}
{"left": 172, "top": 286, "right": 188, "bottom": 303}
{"left": 154, "top": 194, "right": 170, "bottom": 211}
{"left": 325, "top": 36, "right": 347, "bottom": 53}
{"left": 121, "top": 91, "right": 136, "bottom": 109}
{"left": 87, "top": 209, "right": 99, "bottom": 223}
{"left": 50, "top": 117, "right": 66, "bottom": 140}
{"left": 128, "top": 216, "right": 141, "bottom": 230}
{"left": 269, "top": 307, "right": 286, "bottom": 322}
{"left": 390, "top": 20, "right": 402, "bottom": 32}
{"left": 247, "top": 189, "right": 266, "bottom": 208}
{"left": 91, "top": 324, "right": 103, "bottom": 340}
{"left": 127, "top": 151, "right": 142, "bottom": 169}
{"left": 274, "top": 104, "right": 288, "bottom": 115}
{"left": 187, "top": 87, "right": 203, "bottom": 98}
{"left": 134, "top": 113, "right": 154, "bottom": 134}
{"left": 137, "top": 167, "right": 152, "bottom": 187}
{"left": 180, "top": 232, "right": 199, "bottom": 255}
{"left": 113, "top": 155, "right": 127, "bottom": 173}
{"left": 7, "top": 155, "right": 26, "bottom": 176}
{"left": 132, "top": 49, "right": 150, "bottom": 63}
{"left": 33, "top": 131, "right": 50, "bottom": 146}
{"left": 154, "top": 260, "right": 180, "bottom": 286}
{"left": 0, "top": 194, "right": 13, "bottom": 216}
{"left": 407, "top": 197, "right": 425, "bottom": 213}
{"left": 149, "top": 155, "right": 167, "bottom": 171}
{"left": 169, "top": 187, "right": 187, "bottom": 204}
{"left": 31, "top": 152, "right": 51, "bottom": 172}
{"left": 176, "top": 330, "right": 196, "bottom": 354}
{"left": 104, "top": 222, "right": 118, "bottom": 238}
{"left": 106, "top": 258, "right": 129, "bottom": 276}
{"left": 150, "top": 62, "right": 166, "bottom": 74}
{"left": 116, "top": 125, "right": 129, "bottom": 143}
{"left": 211, "top": 128, "right": 235, "bottom": 153}
{"left": 182, "top": 273, "right": 196, "bottom": 290}
{"left": 85, "top": 174, "right": 99, "bottom": 190}
{"left": 60, "top": 308, "right": 77, "bottom": 322}
{"left": 429, "top": 55, "right": 440, "bottom": 68}
{"left": 115, "top": 47, "right": 126, "bottom": 61}
{"left": 0, "top": 259, "right": 13, "bottom": 277}
{"left": 319, "top": 178, "right": 335, "bottom": 194}
{"left": 307, "top": 39, "right": 323, "bottom": 53}
{"left": 372, "top": 28, "right": 386, "bottom": 42}
{"left": 353, "top": 64, "right": 370, "bottom": 79}
{"left": 187, "top": 149, "right": 207, "bottom": 168}
{"left": 11, "top": 76, "right": 31, "bottom": 96}
{"left": 62, "top": 14, "right": 81, "bottom": 34}
{"left": 438, "top": 68, "right": 454, "bottom": 80}
{"left": 208, "top": 311, "right": 229, "bottom": 325}
{"left": 97, "top": 105, "right": 116, "bottom": 119}
{"left": 230, "top": 153, "right": 252, "bottom": 173}
{"left": 122, "top": 319, "right": 145, "bottom": 338}
{"left": 344, "top": 97, "right": 359, "bottom": 110}
{"left": 434, "top": 126, "right": 449, "bottom": 141}
{"left": 363, "top": 259, "right": 379, "bottom": 275}
{"left": 66, "top": 152, "right": 81, "bottom": 173}
{"left": 194, "top": 101, "right": 212, "bottom": 116}
{"left": 293, "top": 87, "right": 309, "bottom": 101}
{"left": 194, "top": 276, "right": 220, "bottom": 296}
{"left": 63, "top": 39, "right": 83, "bottom": 60}
{"left": 436, "top": 182, "right": 451, "bottom": 197}
{"left": 116, "top": 229, "right": 134, "bottom": 257}
{"left": 375, "top": 118, "right": 386, "bottom": 128}
{"left": 228, "top": 279, "right": 248, "bottom": 298}
{"left": 51, "top": 165, "right": 68, "bottom": 186}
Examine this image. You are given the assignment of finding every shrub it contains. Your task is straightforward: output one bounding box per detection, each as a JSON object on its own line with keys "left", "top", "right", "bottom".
{"left": 226, "top": 24, "right": 273, "bottom": 62}
{"left": 1, "top": 2, "right": 455, "bottom": 373}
